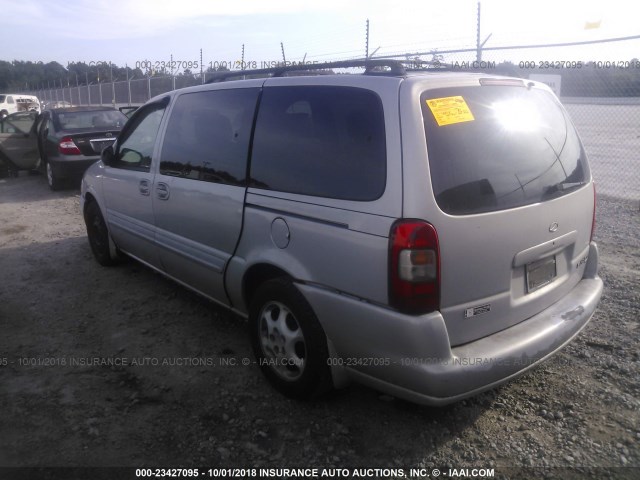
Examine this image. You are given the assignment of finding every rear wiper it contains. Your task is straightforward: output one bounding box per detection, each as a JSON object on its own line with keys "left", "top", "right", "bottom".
{"left": 544, "top": 181, "right": 585, "bottom": 198}
{"left": 554, "top": 181, "right": 585, "bottom": 191}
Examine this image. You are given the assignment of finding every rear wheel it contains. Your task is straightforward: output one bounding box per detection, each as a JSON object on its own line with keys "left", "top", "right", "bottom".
{"left": 84, "top": 200, "right": 119, "bottom": 266}
{"left": 249, "top": 278, "right": 332, "bottom": 399}
{"left": 45, "top": 161, "right": 62, "bottom": 191}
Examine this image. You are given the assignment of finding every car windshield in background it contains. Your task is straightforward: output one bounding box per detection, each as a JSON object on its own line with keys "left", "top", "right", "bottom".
{"left": 421, "top": 85, "right": 589, "bottom": 215}
{"left": 54, "top": 110, "right": 127, "bottom": 131}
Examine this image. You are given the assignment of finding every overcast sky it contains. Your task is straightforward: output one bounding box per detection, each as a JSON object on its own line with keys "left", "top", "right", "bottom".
{"left": 3, "top": 0, "right": 639, "bottom": 71}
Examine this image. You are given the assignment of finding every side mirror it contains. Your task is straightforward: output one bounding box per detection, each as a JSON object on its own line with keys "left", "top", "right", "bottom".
{"left": 102, "top": 145, "right": 115, "bottom": 166}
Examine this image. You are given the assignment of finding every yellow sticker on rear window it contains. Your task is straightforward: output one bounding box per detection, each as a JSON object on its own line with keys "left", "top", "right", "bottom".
{"left": 426, "top": 96, "right": 475, "bottom": 126}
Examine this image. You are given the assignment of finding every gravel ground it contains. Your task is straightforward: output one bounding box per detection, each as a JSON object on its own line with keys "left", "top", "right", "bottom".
{"left": 0, "top": 174, "right": 638, "bottom": 480}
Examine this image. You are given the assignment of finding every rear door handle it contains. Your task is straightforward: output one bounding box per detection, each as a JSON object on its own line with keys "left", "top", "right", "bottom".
{"left": 139, "top": 179, "right": 150, "bottom": 196}
{"left": 156, "top": 182, "right": 170, "bottom": 200}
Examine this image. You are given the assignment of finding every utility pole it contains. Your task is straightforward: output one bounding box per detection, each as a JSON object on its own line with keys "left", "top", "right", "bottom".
{"left": 476, "top": 2, "right": 492, "bottom": 63}
{"left": 365, "top": 19, "right": 370, "bottom": 59}
{"left": 110, "top": 62, "right": 115, "bottom": 106}
{"left": 126, "top": 64, "right": 132, "bottom": 106}
{"left": 241, "top": 44, "right": 246, "bottom": 79}
{"left": 200, "top": 48, "right": 204, "bottom": 84}
{"left": 281, "top": 42, "right": 286, "bottom": 64}
{"left": 476, "top": 2, "right": 481, "bottom": 62}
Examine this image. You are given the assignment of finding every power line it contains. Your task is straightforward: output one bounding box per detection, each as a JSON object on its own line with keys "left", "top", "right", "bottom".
{"left": 374, "top": 34, "right": 640, "bottom": 59}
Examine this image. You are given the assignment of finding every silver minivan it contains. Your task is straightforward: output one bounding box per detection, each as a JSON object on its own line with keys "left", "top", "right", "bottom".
{"left": 81, "top": 60, "right": 603, "bottom": 405}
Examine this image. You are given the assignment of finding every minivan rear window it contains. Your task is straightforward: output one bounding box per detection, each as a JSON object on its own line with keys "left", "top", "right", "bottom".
{"left": 421, "top": 85, "right": 589, "bottom": 215}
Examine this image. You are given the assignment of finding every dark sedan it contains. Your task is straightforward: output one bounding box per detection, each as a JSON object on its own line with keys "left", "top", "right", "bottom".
{"left": 38, "top": 106, "right": 127, "bottom": 189}
{"left": 0, "top": 106, "right": 127, "bottom": 189}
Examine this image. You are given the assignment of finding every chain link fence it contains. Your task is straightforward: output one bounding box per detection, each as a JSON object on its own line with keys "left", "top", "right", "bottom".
{"left": 34, "top": 74, "right": 209, "bottom": 108}
{"left": 29, "top": 44, "right": 639, "bottom": 203}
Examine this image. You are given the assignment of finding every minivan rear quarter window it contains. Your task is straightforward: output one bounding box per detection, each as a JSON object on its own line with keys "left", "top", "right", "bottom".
{"left": 250, "top": 86, "right": 386, "bottom": 201}
{"left": 421, "top": 85, "right": 589, "bottom": 215}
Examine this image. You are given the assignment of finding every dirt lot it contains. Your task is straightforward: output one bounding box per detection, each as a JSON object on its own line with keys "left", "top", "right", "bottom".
{"left": 0, "top": 174, "right": 638, "bottom": 479}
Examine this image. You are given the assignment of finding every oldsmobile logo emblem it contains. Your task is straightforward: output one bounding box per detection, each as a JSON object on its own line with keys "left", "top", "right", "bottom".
{"left": 549, "top": 222, "right": 559, "bottom": 232}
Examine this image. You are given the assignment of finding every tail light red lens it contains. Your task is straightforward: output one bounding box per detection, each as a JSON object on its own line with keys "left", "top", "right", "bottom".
{"left": 58, "top": 136, "right": 81, "bottom": 155}
{"left": 389, "top": 220, "right": 440, "bottom": 314}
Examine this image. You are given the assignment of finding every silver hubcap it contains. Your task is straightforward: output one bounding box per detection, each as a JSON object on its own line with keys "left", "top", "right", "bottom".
{"left": 259, "top": 301, "right": 306, "bottom": 381}
{"left": 46, "top": 162, "right": 53, "bottom": 186}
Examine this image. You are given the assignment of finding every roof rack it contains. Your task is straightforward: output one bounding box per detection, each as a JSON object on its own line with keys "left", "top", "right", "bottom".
{"left": 205, "top": 59, "right": 407, "bottom": 83}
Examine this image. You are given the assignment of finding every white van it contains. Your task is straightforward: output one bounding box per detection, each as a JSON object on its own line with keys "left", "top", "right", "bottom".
{"left": 0, "top": 94, "right": 41, "bottom": 118}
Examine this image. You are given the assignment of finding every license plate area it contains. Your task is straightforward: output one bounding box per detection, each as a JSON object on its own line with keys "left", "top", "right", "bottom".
{"left": 90, "top": 138, "right": 115, "bottom": 153}
{"left": 526, "top": 255, "right": 557, "bottom": 293}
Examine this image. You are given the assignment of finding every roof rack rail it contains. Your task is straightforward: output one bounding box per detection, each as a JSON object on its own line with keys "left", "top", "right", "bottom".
{"left": 205, "top": 59, "right": 406, "bottom": 83}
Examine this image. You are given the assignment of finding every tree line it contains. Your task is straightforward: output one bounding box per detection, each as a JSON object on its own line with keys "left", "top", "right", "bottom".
{"left": 0, "top": 60, "right": 224, "bottom": 92}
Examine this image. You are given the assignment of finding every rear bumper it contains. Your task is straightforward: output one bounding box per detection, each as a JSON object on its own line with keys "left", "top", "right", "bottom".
{"left": 49, "top": 156, "right": 100, "bottom": 179}
{"left": 298, "top": 243, "right": 603, "bottom": 405}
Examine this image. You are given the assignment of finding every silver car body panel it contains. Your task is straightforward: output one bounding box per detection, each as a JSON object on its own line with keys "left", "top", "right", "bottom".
{"left": 227, "top": 75, "right": 404, "bottom": 310}
{"left": 399, "top": 76, "right": 596, "bottom": 346}
{"left": 153, "top": 177, "right": 245, "bottom": 303}
{"left": 297, "top": 243, "right": 601, "bottom": 405}
{"left": 100, "top": 164, "right": 158, "bottom": 268}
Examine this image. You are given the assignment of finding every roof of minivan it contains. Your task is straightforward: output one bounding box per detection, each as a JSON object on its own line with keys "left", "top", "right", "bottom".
{"left": 145, "top": 69, "right": 550, "bottom": 105}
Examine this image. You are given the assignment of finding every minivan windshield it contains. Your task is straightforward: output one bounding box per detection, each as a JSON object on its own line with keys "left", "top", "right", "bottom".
{"left": 421, "top": 85, "right": 589, "bottom": 215}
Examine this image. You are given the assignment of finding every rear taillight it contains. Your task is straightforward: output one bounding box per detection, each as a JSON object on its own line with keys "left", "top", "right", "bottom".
{"left": 590, "top": 182, "right": 596, "bottom": 242}
{"left": 58, "top": 136, "right": 81, "bottom": 155}
{"left": 389, "top": 220, "right": 440, "bottom": 314}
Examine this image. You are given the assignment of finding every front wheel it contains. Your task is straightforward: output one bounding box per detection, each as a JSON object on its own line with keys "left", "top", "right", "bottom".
{"left": 249, "top": 278, "right": 333, "bottom": 399}
{"left": 84, "top": 200, "right": 119, "bottom": 266}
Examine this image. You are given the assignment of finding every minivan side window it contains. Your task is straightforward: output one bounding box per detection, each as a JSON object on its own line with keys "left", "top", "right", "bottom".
{"left": 160, "top": 88, "right": 259, "bottom": 186}
{"left": 114, "top": 101, "right": 167, "bottom": 171}
{"left": 250, "top": 86, "right": 386, "bottom": 201}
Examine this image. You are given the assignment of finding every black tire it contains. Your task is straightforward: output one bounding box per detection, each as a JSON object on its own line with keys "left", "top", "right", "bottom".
{"left": 84, "top": 200, "right": 119, "bottom": 266}
{"left": 249, "top": 278, "right": 333, "bottom": 399}
{"left": 45, "top": 160, "right": 62, "bottom": 191}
